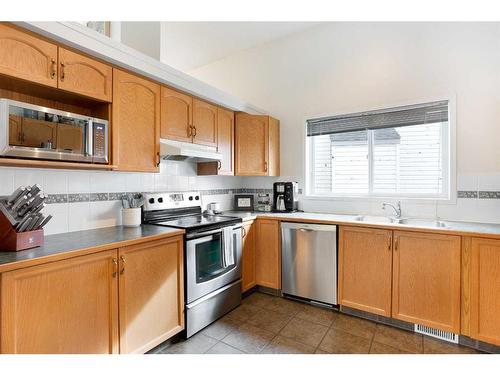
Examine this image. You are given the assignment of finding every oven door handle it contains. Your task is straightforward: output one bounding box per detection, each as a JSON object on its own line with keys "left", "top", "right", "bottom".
{"left": 186, "top": 225, "right": 241, "bottom": 240}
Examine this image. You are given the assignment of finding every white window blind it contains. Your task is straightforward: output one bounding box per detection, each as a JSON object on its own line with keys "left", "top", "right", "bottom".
{"left": 307, "top": 101, "right": 450, "bottom": 199}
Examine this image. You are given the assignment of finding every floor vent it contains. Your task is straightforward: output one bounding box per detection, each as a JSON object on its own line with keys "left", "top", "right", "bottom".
{"left": 415, "top": 324, "right": 459, "bottom": 343}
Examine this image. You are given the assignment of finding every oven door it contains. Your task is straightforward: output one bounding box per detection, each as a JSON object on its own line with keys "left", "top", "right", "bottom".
{"left": 186, "top": 225, "right": 242, "bottom": 304}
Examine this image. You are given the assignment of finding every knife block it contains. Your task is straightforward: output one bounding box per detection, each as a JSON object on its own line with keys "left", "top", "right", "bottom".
{"left": 0, "top": 210, "right": 44, "bottom": 252}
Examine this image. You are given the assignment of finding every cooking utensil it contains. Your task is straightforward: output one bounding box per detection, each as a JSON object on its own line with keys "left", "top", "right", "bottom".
{"left": 17, "top": 217, "right": 32, "bottom": 232}
{"left": 7, "top": 187, "right": 26, "bottom": 205}
{"left": 38, "top": 215, "right": 52, "bottom": 229}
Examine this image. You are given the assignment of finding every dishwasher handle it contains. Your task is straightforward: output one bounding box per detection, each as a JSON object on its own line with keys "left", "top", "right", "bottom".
{"left": 281, "top": 222, "right": 337, "bottom": 232}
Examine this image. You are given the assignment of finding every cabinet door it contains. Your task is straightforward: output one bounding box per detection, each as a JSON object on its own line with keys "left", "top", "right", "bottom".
{"left": 235, "top": 113, "right": 268, "bottom": 176}
{"left": 112, "top": 69, "right": 160, "bottom": 172}
{"left": 0, "top": 250, "right": 119, "bottom": 354}
{"left": 192, "top": 98, "right": 217, "bottom": 147}
{"left": 338, "top": 226, "right": 393, "bottom": 317}
{"left": 8, "top": 114, "right": 22, "bottom": 146}
{"left": 58, "top": 47, "right": 113, "bottom": 102}
{"left": 216, "top": 107, "right": 234, "bottom": 175}
{"left": 118, "top": 237, "right": 184, "bottom": 354}
{"left": 268, "top": 116, "right": 280, "bottom": 176}
{"left": 392, "top": 231, "right": 461, "bottom": 333}
{"left": 0, "top": 23, "right": 57, "bottom": 87}
{"left": 241, "top": 220, "right": 256, "bottom": 292}
{"left": 160, "top": 86, "right": 193, "bottom": 142}
{"left": 255, "top": 219, "right": 281, "bottom": 289}
{"left": 469, "top": 238, "right": 500, "bottom": 345}
{"left": 21, "top": 118, "right": 57, "bottom": 148}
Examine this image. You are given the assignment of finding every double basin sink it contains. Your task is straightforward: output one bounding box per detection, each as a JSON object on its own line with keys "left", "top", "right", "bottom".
{"left": 354, "top": 215, "right": 448, "bottom": 228}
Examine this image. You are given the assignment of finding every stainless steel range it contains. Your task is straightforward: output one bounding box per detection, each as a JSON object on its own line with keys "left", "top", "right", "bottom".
{"left": 142, "top": 191, "right": 242, "bottom": 338}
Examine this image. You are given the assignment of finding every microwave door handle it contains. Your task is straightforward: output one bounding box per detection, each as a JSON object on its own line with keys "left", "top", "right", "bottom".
{"left": 86, "top": 120, "right": 93, "bottom": 157}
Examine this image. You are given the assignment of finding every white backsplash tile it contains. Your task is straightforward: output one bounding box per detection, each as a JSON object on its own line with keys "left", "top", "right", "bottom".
{"left": 67, "top": 202, "right": 91, "bottom": 232}
{"left": 0, "top": 167, "right": 15, "bottom": 196}
{"left": 67, "top": 171, "right": 90, "bottom": 193}
{"left": 43, "top": 203, "right": 69, "bottom": 235}
{"left": 13, "top": 168, "right": 44, "bottom": 188}
{"left": 89, "top": 201, "right": 122, "bottom": 229}
{"left": 43, "top": 170, "right": 68, "bottom": 194}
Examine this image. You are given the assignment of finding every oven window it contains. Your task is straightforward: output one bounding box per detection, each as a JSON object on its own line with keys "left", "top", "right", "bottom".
{"left": 195, "top": 233, "right": 227, "bottom": 283}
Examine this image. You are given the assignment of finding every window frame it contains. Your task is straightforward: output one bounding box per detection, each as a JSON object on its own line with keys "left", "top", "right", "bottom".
{"left": 304, "top": 96, "right": 456, "bottom": 202}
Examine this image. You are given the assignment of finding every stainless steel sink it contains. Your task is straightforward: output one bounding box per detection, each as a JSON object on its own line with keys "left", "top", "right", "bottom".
{"left": 397, "top": 218, "right": 448, "bottom": 228}
{"left": 354, "top": 215, "right": 448, "bottom": 228}
{"left": 354, "top": 215, "right": 400, "bottom": 224}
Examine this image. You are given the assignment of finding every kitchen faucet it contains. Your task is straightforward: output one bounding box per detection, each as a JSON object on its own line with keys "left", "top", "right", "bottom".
{"left": 382, "top": 201, "right": 402, "bottom": 218}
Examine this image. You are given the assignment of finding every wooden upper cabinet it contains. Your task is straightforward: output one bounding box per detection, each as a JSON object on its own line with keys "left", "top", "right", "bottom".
{"left": 112, "top": 68, "right": 160, "bottom": 172}
{"left": 58, "top": 47, "right": 112, "bottom": 102}
{"left": 235, "top": 113, "right": 280, "bottom": 176}
{"left": 392, "top": 231, "right": 461, "bottom": 333}
{"left": 192, "top": 98, "right": 217, "bottom": 147}
{"left": 0, "top": 23, "right": 57, "bottom": 87}
{"left": 118, "top": 237, "right": 184, "bottom": 354}
{"left": 160, "top": 86, "right": 193, "bottom": 142}
{"left": 216, "top": 107, "right": 235, "bottom": 175}
{"left": 241, "top": 220, "right": 256, "bottom": 292}
{"left": 255, "top": 219, "right": 281, "bottom": 289}
{"left": 338, "top": 226, "right": 393, "bottom": 317}
{"left": 197, "top": 107, "right": 234, "bottom": 176}
{"left": 469, "top": 238, "right": 500, "bottom": 345}
{"left": 0, "top": 250, "right": 119, "bottom": 354}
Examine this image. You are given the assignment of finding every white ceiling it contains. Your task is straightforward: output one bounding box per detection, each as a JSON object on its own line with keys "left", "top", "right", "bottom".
{"left": 160, "top": 22, "right": 319, "bottom": 71}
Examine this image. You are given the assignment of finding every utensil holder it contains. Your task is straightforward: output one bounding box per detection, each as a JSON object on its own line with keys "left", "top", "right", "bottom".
{"left": 122, "top": 208, "right": 141, "bottom": 227}
{"left": 0, "top": 211, "right": 44, "bottom": 251}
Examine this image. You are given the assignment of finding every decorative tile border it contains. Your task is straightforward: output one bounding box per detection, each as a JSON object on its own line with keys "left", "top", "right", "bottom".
{"left": 90, "top": 193, "right": 109, "bottom": 202}
{"left": 457, "top": 191, "right": 478, "bottom": 199}
{"left": 43, "top": 189, "right": 500, "bottom": 204}
{"left": 478, "top": 191, "right": 500, "bottom": 199}
{"left": 68, "top": 193, "right": 90, "bottom": 203}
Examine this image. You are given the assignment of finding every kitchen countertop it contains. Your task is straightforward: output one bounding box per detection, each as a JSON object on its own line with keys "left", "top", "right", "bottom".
{"left": 224, "top": 210, "right": 500, "bottom": 238}
{"left": 0, "top": 225, "right": 184, "bottom": 272}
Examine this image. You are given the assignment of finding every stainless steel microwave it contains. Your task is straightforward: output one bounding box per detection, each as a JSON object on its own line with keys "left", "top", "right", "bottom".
{"left": 0, "top": 99, "right": 109, "bottom": 164}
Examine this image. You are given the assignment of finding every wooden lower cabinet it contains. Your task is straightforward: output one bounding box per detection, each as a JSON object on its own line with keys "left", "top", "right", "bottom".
{"left": 338, "top": 226, "right": 393, "bottom": 317}
{"left": 392, "top": 231, "right": 461, "bottom": 333}
{"left": 241, "top": 220, "right": 256, "bottom": 292}
{"left": 469, "top": 237, "right": 500, "bottom": 345}
{"left": 118, "top": 237, "right": 184, "bottom": 354}
{"left": 0, "top": 250, "right": 119, "bottom": 354}
{"left": 255, "top": 219, "right": 281, "bottom": 289}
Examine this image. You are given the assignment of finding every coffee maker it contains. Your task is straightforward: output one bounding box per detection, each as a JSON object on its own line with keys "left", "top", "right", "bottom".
{"left": 273, "top": 182, "right": 299, "bottom": 212}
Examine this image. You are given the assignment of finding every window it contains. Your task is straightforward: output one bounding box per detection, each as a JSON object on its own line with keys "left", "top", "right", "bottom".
{"left": 306, "top": 101, "right": 450, "bottom": 199}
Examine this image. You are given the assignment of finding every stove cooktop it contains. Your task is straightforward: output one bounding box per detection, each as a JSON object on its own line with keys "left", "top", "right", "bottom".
{"left": 152, "top": 214, "right": 242, "bottom": 231}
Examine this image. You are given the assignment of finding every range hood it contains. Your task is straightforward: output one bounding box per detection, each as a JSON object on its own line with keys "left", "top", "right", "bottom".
{"left": 160, "top": 139, "right": 223, "bottom": 162}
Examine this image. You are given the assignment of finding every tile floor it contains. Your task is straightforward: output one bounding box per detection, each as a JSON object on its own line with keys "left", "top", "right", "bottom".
{"left": 154, "top": 292, "right": 480, "bottom": 354}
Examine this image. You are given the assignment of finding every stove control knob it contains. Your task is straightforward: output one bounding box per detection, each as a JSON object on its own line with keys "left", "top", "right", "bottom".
{"left": 195, "top": 196, "right": 200, "bottom": 201}
{"left": 158, "top": 197, "right": 163, "bottom": 203}
{"left": 188, "top": 196, "right": 193, "bottom": 201}
{"left": 148, "top": 198, "right": 155, "bottom": 204}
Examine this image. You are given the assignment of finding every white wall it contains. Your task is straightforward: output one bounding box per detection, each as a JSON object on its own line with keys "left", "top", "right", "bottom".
{"left": 189, "top": 22, "right": 500, "bottom": 223}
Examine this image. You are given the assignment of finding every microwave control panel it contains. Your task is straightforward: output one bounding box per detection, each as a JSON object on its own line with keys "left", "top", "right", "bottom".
{"left": 93, "top": 123, "right": 107, "bottom": 159}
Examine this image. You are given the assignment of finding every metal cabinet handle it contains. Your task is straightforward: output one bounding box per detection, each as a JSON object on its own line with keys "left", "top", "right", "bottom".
{"left": 242, "top": 227, "right": 247, "bottom": 238}
{"left": 217, "top": 160, "right": 222, "bottom": 170}
{"left": 112, "top": 258, "right": 118, "bottom": 278}
{"left": 60, "top": 62, "right": 65, "bottom": 81}
{"left": 264, "top": 161, "right": 268, "bottom": 172}
{"left": 394, "top": 237, "right": 399, "bottom": 252}
{"left": 193, "top": 126, "right": 197, "bottom": 137}
{"left": 187, "top": 125, "right": 192, "bottom": 137}
{"left": 120, "top": 256, "right": 125, "bottom": 275}
{"left": 156, "top": 152, "right": 161, "bottom": 167}
{"left": 387, "top": 235, "right": 392, "bottom": 251}
{"left": 50, "top": 58, "right": 56, "bottom": 79}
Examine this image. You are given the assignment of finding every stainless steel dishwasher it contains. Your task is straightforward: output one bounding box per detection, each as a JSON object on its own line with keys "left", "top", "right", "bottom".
{"left": 281, "top": 222, "right": 337, "bottom": 306}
